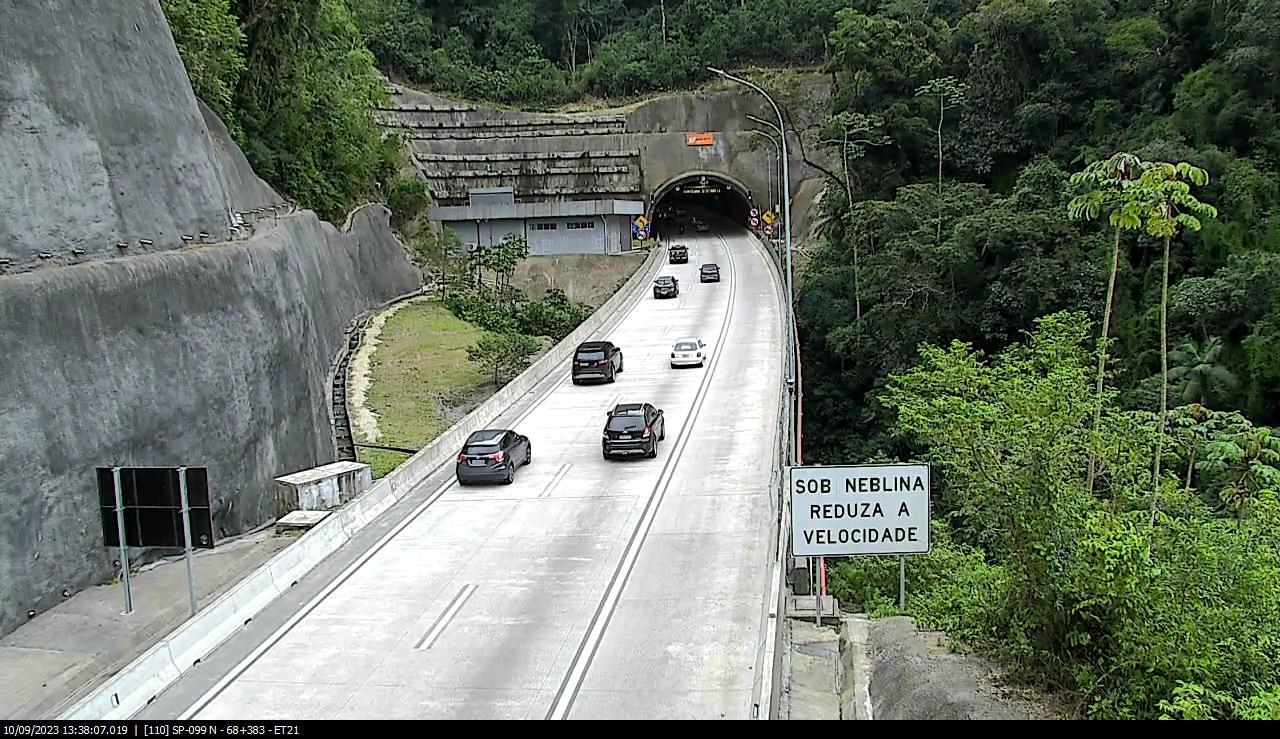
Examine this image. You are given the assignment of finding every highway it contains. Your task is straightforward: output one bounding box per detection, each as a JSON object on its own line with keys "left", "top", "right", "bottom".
{"left": 137, "top": 229, "right": 784, "bottom": 720}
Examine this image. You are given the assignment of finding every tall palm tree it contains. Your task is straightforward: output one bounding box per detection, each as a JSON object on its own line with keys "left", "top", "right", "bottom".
{"left": 1169, "top": 337, "right": 1237, "bottom": 407}
{"left": 1133, "top": 161, "right": 1218, "bottom": 538}
{"left": 1067, "top": 152, "right": 1144, "bottom": 493}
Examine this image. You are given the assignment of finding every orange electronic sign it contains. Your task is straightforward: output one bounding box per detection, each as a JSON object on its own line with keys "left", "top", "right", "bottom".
{"left": 685, "top": 132, "right": 714, "bottom": 146}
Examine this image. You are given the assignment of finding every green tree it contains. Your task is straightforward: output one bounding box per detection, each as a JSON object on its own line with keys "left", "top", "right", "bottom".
{"left": 915, "top": 77, "right": 967, "bottom": 242}
{"left": 466, "top": 331, "right": 541, "bottom": 387}
{"left": 161, "top": 0, "right": 247, "bottom": 125}
{"left": 1133, "top": 161, "right": 1218, "bottom": 508}
{"left": 1169, "top": 337, "right": 1237, "bottom": 407}
{"left": 1068, "top": 152, "right": 1145, "bottom": 492}
{"left": 386, "top": 176, "right": 431, "bottom": 230}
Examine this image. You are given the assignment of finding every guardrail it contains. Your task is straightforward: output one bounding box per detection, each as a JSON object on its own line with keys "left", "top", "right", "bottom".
{"left": 60, "top": 245, "right": 664, "bottom": 721}
{"left": 751, "top": 233, "right": 799, "bottom": 721}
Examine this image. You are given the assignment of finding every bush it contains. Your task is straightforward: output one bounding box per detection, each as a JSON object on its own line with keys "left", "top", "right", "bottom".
{"left": 386, "top": 176, "right": 431, "bottom": 229}
{"left": 466, "top": 331, "right": 541, "bottom": 387}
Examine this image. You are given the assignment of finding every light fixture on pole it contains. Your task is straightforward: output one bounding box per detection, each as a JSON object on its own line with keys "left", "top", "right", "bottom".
{"left": 708, "top": 66, "right": 797, "bottom": 412}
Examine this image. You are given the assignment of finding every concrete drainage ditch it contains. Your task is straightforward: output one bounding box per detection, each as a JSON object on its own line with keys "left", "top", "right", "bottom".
{"left": 782, "top": 614, "right": 1066, "bottom": 720}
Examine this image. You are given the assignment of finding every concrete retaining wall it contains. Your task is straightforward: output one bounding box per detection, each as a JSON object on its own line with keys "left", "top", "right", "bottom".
{"left": 61, "top": 244, "right": 663, "bottom": 720}
{"left": 0, "top": 0, "right": 234, "bottom": 270}
{"left": 0, "top": 205, "right": 422, "bottom": 640}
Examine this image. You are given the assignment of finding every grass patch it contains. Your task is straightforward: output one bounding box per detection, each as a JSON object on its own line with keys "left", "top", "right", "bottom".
{"left": 356, "top": 300, "right": 490, "bottom": 479}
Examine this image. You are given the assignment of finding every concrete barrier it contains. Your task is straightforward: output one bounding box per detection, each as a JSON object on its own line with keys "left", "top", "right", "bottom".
{"left": 61, "top": 244, "right": 663, "bottom": 720}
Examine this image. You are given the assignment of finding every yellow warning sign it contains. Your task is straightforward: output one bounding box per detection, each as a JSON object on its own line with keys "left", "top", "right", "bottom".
{"left": 634, "top": 215, "right": 649, "bottom": 229}
{"left": 762, "top": 210, "right": 777, "bottom": 225}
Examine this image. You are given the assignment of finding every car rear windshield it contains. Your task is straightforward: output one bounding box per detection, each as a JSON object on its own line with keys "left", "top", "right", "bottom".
{"left": 701, "top": 265, "right": 717, "bottom": 271}
{"left": 606, "top": 416, "right": 646, "bottom": 432}
{"left": 576, "top": 350, "right": 605, "bottom": 361}
{"left": 656, "top": 278, "right": 675, "bottom": 285}
{"left": 671, "top": 246, "right": 687, "bottom": 251}
{"left": 463, "top": 442, "right": 500, "bottom": 456}
{"left": 674, "top": 342, "right": 698, "bottom": 352}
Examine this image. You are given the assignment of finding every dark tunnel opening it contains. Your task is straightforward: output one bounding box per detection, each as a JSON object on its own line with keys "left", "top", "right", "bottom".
{"left": 651, "top": 173, "right": 753, "bottom": 240}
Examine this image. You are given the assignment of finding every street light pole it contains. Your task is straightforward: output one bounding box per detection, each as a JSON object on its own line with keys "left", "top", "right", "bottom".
{"left": 710, "top": 68, "right": 796, "bottom": 336}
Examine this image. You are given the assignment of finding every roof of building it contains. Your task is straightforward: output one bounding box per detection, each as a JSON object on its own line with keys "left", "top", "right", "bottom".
{"left": 430, "top": 198, "right": 645, "bottom": 221}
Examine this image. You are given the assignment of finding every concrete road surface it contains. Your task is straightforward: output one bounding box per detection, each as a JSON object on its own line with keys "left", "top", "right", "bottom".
{"left": 137, "top": 230, "right": 784, "bottom": 720}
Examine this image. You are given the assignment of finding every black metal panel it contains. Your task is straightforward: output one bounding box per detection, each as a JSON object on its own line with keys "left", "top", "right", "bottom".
{"left": 96, "top": 467, "right": 215, "bottom": 549}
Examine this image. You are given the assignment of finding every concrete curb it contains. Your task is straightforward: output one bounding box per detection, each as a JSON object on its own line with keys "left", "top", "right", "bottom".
{"left": 60, "top": 245, "right": 662, "bottom": 720}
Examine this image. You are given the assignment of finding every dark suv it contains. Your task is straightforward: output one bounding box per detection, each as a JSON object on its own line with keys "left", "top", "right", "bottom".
{"left": 602, "top": 403, "right": 666, "bottom": 459}
{"left": 699, "top": 263, "right": 720, "bottom": 282}
{"left": 572, "top": 340, "right": 623, "bottom": 384}
{"left": 669, "top": 244, "right": 689, "bottom": 264}
{"left": 455, "top": 428, "right": 531, "bottom": 485}
{"left": 653, "top": 276, "right": 679, "bottom": 299}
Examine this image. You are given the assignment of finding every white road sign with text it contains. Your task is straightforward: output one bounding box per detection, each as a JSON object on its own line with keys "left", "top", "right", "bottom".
{"left": 790, "top": 464, "right": 931, "bottom": 556}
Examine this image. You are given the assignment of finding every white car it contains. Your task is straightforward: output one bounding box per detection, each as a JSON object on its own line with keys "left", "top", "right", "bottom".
{"left": 670, "top": 338, "right": 707, "bottom": 368}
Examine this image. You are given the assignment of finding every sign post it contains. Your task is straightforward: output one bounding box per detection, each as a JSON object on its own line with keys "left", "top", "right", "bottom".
{"left": 110, "top": 466, "right": 133, "bottom": 615}
{"left": 178, "top": 467, "right": 198, "bottom": 617}
{"left": 790, "top": 463, "right": 932, "bottom": 612}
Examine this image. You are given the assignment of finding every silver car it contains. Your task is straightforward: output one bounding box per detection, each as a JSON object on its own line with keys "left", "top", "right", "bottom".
{"left": 670, "top": 337, "right": 707, "bottom": 368}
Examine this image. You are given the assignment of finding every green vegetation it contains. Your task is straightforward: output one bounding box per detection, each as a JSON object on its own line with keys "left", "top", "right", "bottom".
{"left": 359, "top": 234, "right": 595, "bottom": 476}
{"left": 467, "top": 332, "right": 541, "bottom": 387}
{"left": 349, "top": 0, "right": 849, "bottom": 106}
{"left": 799, "top": 0, "right": 1280, "bottom": 720}
{"left": 161, "top": 0, "right": 419, "bottom": 222}
{"left": 357, "top": 300, "right": 489, "bottom": 478}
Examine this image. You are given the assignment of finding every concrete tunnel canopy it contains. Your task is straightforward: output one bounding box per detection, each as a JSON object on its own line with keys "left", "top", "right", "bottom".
{"left": 649, "top": 171, "right": 753, "bottom": 237}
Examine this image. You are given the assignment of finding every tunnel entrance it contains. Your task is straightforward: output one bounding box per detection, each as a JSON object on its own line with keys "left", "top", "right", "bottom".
{"left": 650, "top": 172, "right": 753, "bottom": 239}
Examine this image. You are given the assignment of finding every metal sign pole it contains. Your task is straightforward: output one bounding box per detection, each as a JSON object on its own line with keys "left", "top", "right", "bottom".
{"left": 178, "top": 467, "right": 198, "bottom": 617}
{"left": 899, "top": 555, "right": 906, "bottom": 610}
{"left": 111, "top": 467, "right": 133, "bottom": 615}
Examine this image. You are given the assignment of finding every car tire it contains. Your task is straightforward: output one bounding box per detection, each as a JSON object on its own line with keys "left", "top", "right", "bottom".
{"left": 524, "top": 446, "right": 532, "bottom": 466}
{"left": 646, "top": 442, "right": 658, "bottom": 459}
{"left": 602, "top": 450, "right": 610, "bottom": 461}
{"left": 607, "top": 368, "right": 616, "bottom": 383}
{"left": 618, "top": 358, "right": 624, "bottom": 373}
{"left": 503, "top": 464, "right": 515, "bottom": 485}
{"left": 572, "top": 378, "right": 580, "bottom": 385}
{"left": 659, "top": 425, "right": 666, "bottom": 441}
{"left": 457, "top": 478, "right": 469, "bottom": 487}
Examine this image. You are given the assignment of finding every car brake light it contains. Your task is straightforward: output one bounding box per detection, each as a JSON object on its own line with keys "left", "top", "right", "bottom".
{"left": 602, "top": 431, "right": 609, "bottom": 439}
{"left": 489, "top": 451, "right": 504, "bottom": 462}
{"left": 457, "top": 453, "right": 466, "bottom": 462}
{"left": 642, "top": 427, "right": 652, "bottom": 439}
{"left": 598, "top": 359, "right": 609, "bottom": 366}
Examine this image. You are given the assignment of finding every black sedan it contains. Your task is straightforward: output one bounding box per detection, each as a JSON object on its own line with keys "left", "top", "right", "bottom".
{"left": 455, "top": 428, "right": 531, "bottom": 485}
{"left": 699, "top": 263, "right": 720, "bottom": 282}
{"left": 653, "top": 276, "right": 680, "bottom": 299}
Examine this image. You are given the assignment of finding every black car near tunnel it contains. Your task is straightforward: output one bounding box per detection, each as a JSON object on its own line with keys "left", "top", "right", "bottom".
{"left": 653, "top": 276, "right": 680, "bottom": 299}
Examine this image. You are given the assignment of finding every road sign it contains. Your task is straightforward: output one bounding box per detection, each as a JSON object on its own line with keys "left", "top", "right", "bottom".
{"left": 685, "top": 133, "right": 714, "bottom": 146}
{"left": 762, "top": 210, "right": 777, "bottom": 225}
{"left": 750, "top": 207, "right": 760, "bottom": 218}
{"left": 790, "top": 463, "right": 931, "bottom": 556}
{"left": 750, "top": 217, "right": 760, "bottom": 227}
{"left": 764, "top": 225, "right": 773, "bottom": 236}
{"left": 634, "top": 215, "right": 649, "bottom": 229}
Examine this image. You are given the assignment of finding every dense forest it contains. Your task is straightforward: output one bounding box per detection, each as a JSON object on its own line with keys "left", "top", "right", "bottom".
{"left": 158, "top": 0, "right": 1280, "bottom": 721}
{"left": 797, "top": 0, "right": 1280, "bottom": 721}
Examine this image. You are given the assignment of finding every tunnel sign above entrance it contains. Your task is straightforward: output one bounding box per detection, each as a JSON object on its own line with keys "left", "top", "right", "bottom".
{"left": 790, "top": 464, "right": 931, "bottom": 556}
{"left": 685, "top": 133, "right": 715, "bottom": 146}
